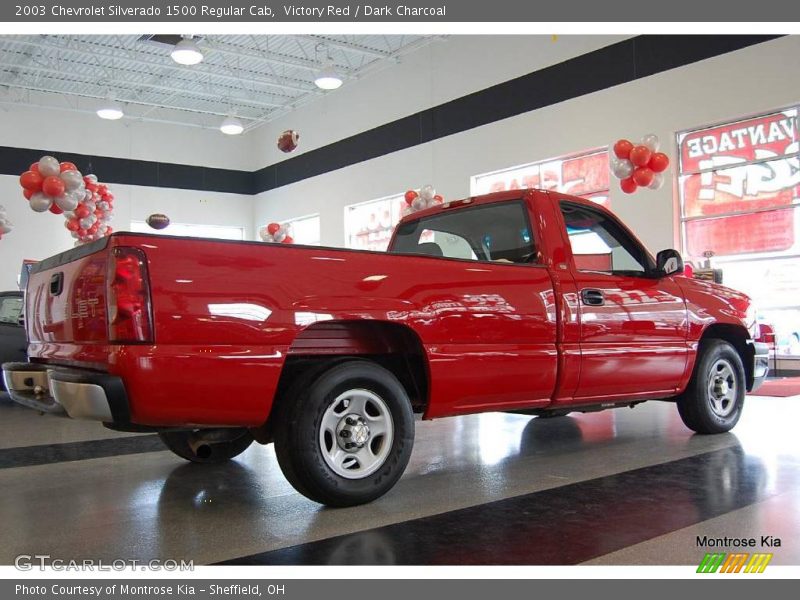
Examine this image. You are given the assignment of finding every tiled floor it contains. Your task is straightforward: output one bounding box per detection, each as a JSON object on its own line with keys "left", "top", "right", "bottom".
{"left": 1, "top": 391, "right": 798, "bottom": 566}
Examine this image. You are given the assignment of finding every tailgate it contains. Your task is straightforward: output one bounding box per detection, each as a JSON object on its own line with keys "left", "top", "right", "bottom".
{"left": 26, "top": 238, "right": 112, "bottom": 344}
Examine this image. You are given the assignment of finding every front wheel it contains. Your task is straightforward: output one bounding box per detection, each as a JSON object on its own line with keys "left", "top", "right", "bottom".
{"left": 677, "top": 339, "right": 745, "bottom": 434}
{"left": 273, "top": 360, "right": 415, "bottom": 507}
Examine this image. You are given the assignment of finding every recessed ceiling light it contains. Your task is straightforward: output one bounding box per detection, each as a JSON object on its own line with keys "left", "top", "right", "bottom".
{"left": 171, "top": 38, "right": 203, "bottom": 66}
{"left": 314, "top": 66, "right": 343, "bottom": 90}
{"left": 96, "top": 99, "right": 124, "bottom": 120}
{"left": 220, "top": 115, "right": 244, "bottom": 135}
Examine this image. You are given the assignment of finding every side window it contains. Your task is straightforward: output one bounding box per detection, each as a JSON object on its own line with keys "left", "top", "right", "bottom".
{"left": 560, "top": 202, "right": 650, "bottom": 276}
{"left": 0, "top": 296, "right": 23, "bottom": 325}
{"left": 391, "top": 201, "right": 536, "bottom": 264}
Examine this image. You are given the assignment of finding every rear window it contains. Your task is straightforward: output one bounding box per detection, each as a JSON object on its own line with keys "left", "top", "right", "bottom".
{"left": 390, "top": 201, "right": 536, "bottom": 264}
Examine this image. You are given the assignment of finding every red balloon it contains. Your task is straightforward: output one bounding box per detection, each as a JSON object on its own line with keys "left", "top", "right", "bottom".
{"left": 77, "top": 228, "right": 87, "bottom": 237}
{"left": 648, "top": 152, "right": 670, "bottom": 173}
{"left": 433, "top": 194, "right": 444, "bottom": 203}
{"left": 88, "top": 223, "right": 99, "bottom": 235}
{"left": 49, "top": 204, "right": 64, "bottom": 215}
{"left": 105, "top": 193, "right": 115, "bottom": 201}
{"left": 404, "top": 190, "right": 418, "bottom": 205}
{"left": 75, "top": 203, "right": 90, "bottom": 219}
{"left": 42, "top": 175, "right": 65, "bottom": 197}
{"left": 267, "top": 222, "right": 281, "bottom": 235}
{"left": 620, "top": 177, "right": 638, "bottom": 194}
{"left": 29, "top": 162, "right": 40, "bottom": 173}
{"left": 629, "top": 145, "right": 652, "bottom": 167}
{"left": 613, "top": 139, "right": 634, "bottom": 160}
{"left": 23, "top": 189, "right": 34, "bottom": 200}
{"left": 632, "top": 167, "right": 654, "bottom": 187}
{"left": 60, "top": 162, "right": 78, "bottom": 172}
{"left": 20, "top": 170, "right": 44, "bottom": 192}
{"left": 66, "top": 219, "right": 80, "bottom": 232}
{"left": 97, "top": 184, "right": 108, "bottom": 195}
{"left": 281, "top": 236, "right": 294, "bottom": 244}
{"left": 105, "top": 227, "right": 113, "bottom": 235}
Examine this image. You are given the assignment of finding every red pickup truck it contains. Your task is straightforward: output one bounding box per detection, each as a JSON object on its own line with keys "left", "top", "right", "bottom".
{"left": 3, "top": 190, "right": 768, "bottom": 506}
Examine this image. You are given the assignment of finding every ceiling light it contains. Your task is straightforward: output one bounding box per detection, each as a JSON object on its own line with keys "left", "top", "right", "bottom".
{"left": 220, "top": 115, "right": 244, "bottom": 135}
{"left": 171, "top": 38, "right": 203, "bottom": 65}
{"left": 314, "top": 66, "right": 343, "bottom": 90}
{"left": 96, "top": 99, "right": 124, "bottom": 120}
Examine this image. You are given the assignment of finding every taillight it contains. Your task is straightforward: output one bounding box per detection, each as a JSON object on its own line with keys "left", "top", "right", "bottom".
{"left": 106, "top": 247, "right": 153, "bottom": 343}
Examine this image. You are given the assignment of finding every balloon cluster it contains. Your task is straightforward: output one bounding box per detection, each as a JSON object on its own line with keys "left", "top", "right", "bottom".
{"left": 610, "top": 134, "right": 671, "bottom": 194}
{"left": 0, "top": 204, "right": 12, "bottom": 241}
{"left": 402, "top": 185, "right": 443, "bottom": 216}
{"left": 18, "top": 156, "right": 114, "bottom": 245}
{"left": 258, "top": 222, "right": 294, "bottom": 244}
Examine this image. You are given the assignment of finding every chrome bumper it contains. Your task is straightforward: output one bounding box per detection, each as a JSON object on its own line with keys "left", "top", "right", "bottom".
{"left": 1, "top": 362, "right": 129, "bottom": 422}
{"left": 750, "top": 341, "right": 770, "bottom": 393}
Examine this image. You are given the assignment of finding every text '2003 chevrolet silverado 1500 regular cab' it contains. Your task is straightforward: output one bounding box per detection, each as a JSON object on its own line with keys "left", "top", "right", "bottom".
{"left": 3, "top": 189, "right": 769, "bottom": 506}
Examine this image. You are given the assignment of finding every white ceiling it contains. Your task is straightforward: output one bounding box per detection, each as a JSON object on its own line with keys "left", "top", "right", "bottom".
{"left": 0, "top": 34, "right": 436, "bottom": 133}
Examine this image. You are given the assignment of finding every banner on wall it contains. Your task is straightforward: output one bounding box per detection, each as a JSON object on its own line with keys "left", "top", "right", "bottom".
{"left": 470, "top": 149, "right": 610, "bottom": 208}
{"left": 678, "top": 109, "right": 799, "bottom": 257}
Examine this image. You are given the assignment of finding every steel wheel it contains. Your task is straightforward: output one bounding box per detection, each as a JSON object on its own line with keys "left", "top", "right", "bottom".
{"left": 706, "top": 358, "right": 737, "bottom": 418}
{"left": 319, "top": 389, "right": 394, "bottom": 479}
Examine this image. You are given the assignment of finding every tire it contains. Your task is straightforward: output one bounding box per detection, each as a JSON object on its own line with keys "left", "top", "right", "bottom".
{"left": 159, "top": 428, "right": 254, "bottom": 464}
{"left": 273, "top": 359, "right": 415, "bottom": 507}
{"left": 677, "top": 339, "right": 746, "bottom": 434}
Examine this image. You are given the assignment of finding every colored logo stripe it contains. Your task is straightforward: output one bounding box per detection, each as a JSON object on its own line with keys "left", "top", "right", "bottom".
{"left": 697, "top": 553, "right": 773, "bottom": 573}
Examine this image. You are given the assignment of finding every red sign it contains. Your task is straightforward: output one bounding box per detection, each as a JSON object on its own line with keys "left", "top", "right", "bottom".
{"left": 472, "top": 150, "right": 610, "bottom": 208}
{"left": 680, "top": 110, "right": 799, "bottom": 257}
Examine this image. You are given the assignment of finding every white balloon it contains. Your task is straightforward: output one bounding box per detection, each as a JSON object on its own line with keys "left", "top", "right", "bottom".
{"left": 258, "top": 226, "right": 268, "bottom": 241}
{"left": 273, "top": 230, "right": 286, "bottom": 243}
{"left": 648, "top": 172, "right": 665, "bottom": 190}
{"left": 641, "top": 134, "right": 660, "bottom": 152}
{"left": 411, "top": 197, "right": 425, "bottom": 210}
{"left": 60, "top": 169, "right": 84, "bottom": 191}
{"left": 38, "top": 156, "right": 60, "bottom": 178}
{"left": 63, "top": 210, "right": 75, "bottom": 220}
{"left": 84, "top": 173, "right": 98, "bottom": 184}
{"left": 419, "top": 184, "right": 435, "bottom": 202}
{"left": 84, "top": 189, "right": 93, "bottom": 201}
{"left": 29, "top": 192, "right": 53, "bottom": 212}
{"left": 611, "top": 158, "right": 634, "bottom": 179}
{"left": 55, "top": 191, "right": 79, "bottom": 211}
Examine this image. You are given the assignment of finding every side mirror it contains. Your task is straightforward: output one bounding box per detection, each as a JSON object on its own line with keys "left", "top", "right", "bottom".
{"left": 656, "top": 249, "right": 684, "bottom": 276}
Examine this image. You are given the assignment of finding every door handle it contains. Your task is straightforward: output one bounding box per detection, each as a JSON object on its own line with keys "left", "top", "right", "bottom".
{"left": 581, "top": 288, "right": 605, "bottom": 306}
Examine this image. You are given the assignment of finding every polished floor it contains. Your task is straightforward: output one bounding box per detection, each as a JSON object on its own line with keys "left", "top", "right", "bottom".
{"left": 1, "top": 391, "right": 799, "bottom": 566}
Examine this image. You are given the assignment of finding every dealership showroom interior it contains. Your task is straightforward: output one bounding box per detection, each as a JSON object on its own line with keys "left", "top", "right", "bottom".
{"left": 1, "top": 33, "right": 799, "bottom": 569}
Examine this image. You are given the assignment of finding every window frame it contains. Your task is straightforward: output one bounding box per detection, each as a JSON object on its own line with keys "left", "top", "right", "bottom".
{"left": 389, "top": 200, "right": 542, "bottom": 267}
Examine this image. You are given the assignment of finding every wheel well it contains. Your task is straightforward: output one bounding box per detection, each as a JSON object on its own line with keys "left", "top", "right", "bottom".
{"left": 252, "top": 321, "right": 429, "bottom": 444}
{"left": 700, "top": 323, "right": 755, "bottom": 391}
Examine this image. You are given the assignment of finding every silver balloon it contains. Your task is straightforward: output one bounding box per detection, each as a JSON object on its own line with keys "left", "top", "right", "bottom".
{"left": 273, "top": 230, "right": 286, "bottom": 243}
{"left": 60, "top": 169, "right": 84, "bottom": 191}
{"left": 611, "top": 158, "right": 634, "bottom": 179}
{"left": 29, "top": 192, "right": 53, "bottom": 212}
{"left": 641, "top": 134, "right": 660, "bottom": 152}
{"left": 38, "top": 156, "right": 60, "bottom": 178}
{"left": 419, "top": 184, "right": 435, "bottom": 202}
{"left": 411, "top": 197, "right": 425, "bottom": 210}
{"left": 84, "top": 173, "right": 98, "bottom": 184}
{"left": 648, "top": 172, "right": 665, "bottom": 190}
{"left": 55, "top": 191, "right": 80, "bottom": 211}
{"left": 84, "top": 189, "right": 93, "bottom": 201}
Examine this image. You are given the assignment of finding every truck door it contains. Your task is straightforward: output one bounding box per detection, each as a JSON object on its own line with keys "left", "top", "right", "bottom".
{"left": 557, "top": 200, "right": 688, "bottom": 402}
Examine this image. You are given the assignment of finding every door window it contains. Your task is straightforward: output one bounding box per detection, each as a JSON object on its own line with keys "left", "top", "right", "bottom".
{"left": 560, "top": 202, "right": 652, "bottom": 276}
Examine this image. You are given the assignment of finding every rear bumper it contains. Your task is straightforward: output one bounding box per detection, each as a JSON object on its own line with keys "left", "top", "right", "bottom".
{"left": 749, "top": 341, "right": 770, "bottom": 393}
{"left": 1, "top": 362, "right": 130, "bottom": 423}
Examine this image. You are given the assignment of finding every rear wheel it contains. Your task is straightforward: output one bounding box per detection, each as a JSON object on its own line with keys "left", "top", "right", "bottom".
{"left": 273, "top": 360, "right": 415, "bottom": 507}
{"left": 677, "top": 339, "right": 745, "bottom": 434}
{"left": 159, "top": 428, "right": 254, "bottom": 463}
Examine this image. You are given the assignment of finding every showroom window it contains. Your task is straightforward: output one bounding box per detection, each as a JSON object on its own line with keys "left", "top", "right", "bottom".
{"left": 130, "top": 221, "right": 246, "bottom": 240}
{"left": 345, "top": 193, "right": 408, "bottom": 251}
{"left": 470, "top": 148, "right": 611, "bottom": 208}
{"left": 284, "top": 214, "right": 321, "bottom": 246}
{"left": 677, "top": 107, "right": 800, "bottom": 358}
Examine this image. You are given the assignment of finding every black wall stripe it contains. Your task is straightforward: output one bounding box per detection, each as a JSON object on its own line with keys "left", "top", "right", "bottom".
{"left": 218, "top": 445, "right": 783, "bottom": 566}
{"left": 0, "top": 35, "right": 782, "bottom": 196}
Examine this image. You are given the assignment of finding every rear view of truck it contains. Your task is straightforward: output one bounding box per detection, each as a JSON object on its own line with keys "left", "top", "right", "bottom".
{"left": 3, "top": 237, "right": 152, "bottom": 422}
